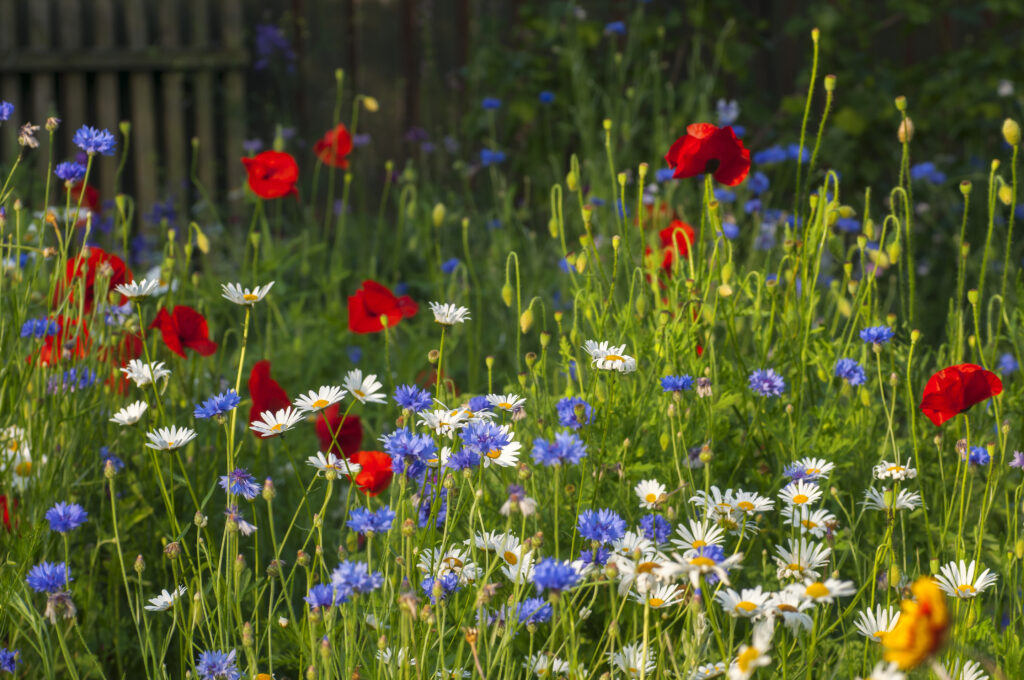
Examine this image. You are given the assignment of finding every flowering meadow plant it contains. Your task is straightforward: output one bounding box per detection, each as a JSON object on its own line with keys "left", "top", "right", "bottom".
{"left": 0, "top": 18, "right": 1022, "bottom": 680}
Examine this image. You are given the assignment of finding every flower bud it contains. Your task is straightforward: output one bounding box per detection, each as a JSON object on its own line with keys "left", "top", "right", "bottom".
{"left": 362, "top": 96, "right": 379, "bottom": 112}
{"left": 824, "top": 74, "right": 836, "bottom": 92}
{"left": 164, "top": 542, "right": 181, "bottom": 560}
{"left": 898, "top": 117, "right": 914, "bottom": 143}
{"left": 501, "top": 283, "right": 513, "bottom": 307}
{"left": 242, "top": 621, "right": 254, "bottom": 648}
{"left": 134, "top": 554, "right": 145, "bottom": 574}
{"left": 602, "top": 119, "right": 612, "bottom": 131}
{"left": 296, "top": 549, "right": 310, "bottom": 567}
{"left": 960, "top": 180, "right": 972, "bottom": 196}
{"left": 967, "top": 288, "right": 979, "bottom": 305}
{"left": 104, "top": 459, "right": 117, "bottom": 479}
{"left": 432, "top": 203, "right": 446, "bottom": 228}
{"left": 894, "top": 95, "right": 907, "bottom": 112}
{"left": 427, "top": 349, "right": 440, "bottom": 364}
{"left": 45, "top": 116, "right": 60, "bottom": 132}
{"left": 1003, "top": 118, "right": 1022, "bottom": 147}
{"left": 234, "top": 554, "right": 247, "bottom": 576}
{"left": 262, "top": 477, "right": 276, "bottom": 501}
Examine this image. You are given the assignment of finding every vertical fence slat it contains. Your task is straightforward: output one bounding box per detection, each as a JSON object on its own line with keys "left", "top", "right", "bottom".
{"left": 125, "top": 0, "right": 157, "bottom": 227}
{"left": 93, "top": 0, "right": 119, "bottom": 202}
{"left": 221, "top": 0, "right": 245, "bottom": 211}
{"left": 27, "top": 0, "right": 53, "bottom": 173}
{"left": 57, "top": 0, "right": 86, "bottom": 176}
{"left": 189, "top": 0, "right": 216, "bottom": 202}
{"left": 0, "top": 0, "right": 23, "bottom": 164}
{"left": 158, "top": 0, "right": 186, "bottom": 218}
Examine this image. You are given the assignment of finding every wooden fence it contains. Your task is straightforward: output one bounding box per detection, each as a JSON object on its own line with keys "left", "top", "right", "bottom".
{"left": 0, "top": 0, "right": 248, "bottom": 227}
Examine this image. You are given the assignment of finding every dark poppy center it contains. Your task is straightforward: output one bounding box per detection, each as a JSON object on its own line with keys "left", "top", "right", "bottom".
{"left": 704, "top": 158, "right": 720, "bottom": 174}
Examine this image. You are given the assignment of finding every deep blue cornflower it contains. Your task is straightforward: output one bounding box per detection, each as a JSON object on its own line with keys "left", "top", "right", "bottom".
{"left": 347, "top": 506, "right": 396, "bottom": 534}
{"left": 195, "top": 649, "right": 241, "bottom": 680}
{"left": 421, "top": 572, "right": 461, "bottom": 604}
{"left": 968, "top": 446, "right": 991, "bottom": 466}
{"left": 860, "top": 326, "right": 894, "bottom": 345}
{"left": 532, "top": 558, "right": 579, "bottom": 593}
{"left": 556, "top": 396, "right": 594, "bottom": 429}
{"left": 720, "top": 220, "right": 740, "bottom": 240}
{"left": 713, "top": 188, "right": 736, "bottom": 204}
{"left": 441, "top": 257, "right": 460, "bottom": 274}
{"left": 73, "top": 125, "right": 116, "bottom": 155}
{"left": 0, "top": 647, "right": 20, "bottom": 673}
{"left": 304, "top": 584, "right": 343, "bottom": 609}
{"left": 331, "top": 560, "right": 384, "bottom": 598}
{"left": 0, "top": 101, "right": 13, "bottom": 121}
{"left": 999, "top": 353, "right": 1018, "bottom": 375}
{"left": 577, "top": 508, "right": 627, "bottom": 544}
{"left": 26, "top": 561, "right": 71, "bottom": 593}
{"left": 347, "top": 346, "right": 363, "bottom": 363}
{"left": 417, "top": 484, "right": 447, "bottom": 528}
{"left": 444, "top": 449, "right": 480, "bottom": 471}
{"left": 48, "top": 367, "right": 97, "bottom": 394}
{"left": 747, "top": 171, "right": 770, "bottom": 195}
{"left": 748, "top": 368, "right": 786, "bottom": 397}
{"left": 589, "top": 197, "right": 607, "bottom": 207}
{"left": 480, "top": 149, "right": 506, "bottom": 166}
{"left": 655, "top": 167, "right": 675, "bottom": 182}
{"left": 559, "top": 257, "right": 572, "bottom": 273}
{"left": 744, "top": 198, "right": 762, "bottom": 214}
{"left": 782, "top": 463, "right": 809, "bottom": 482}
{"left": 910, "top": 161, "right": 946, "bottom": 184}
{"left": 604, "top": 21, "right": 626, "bottom": 35}
{"left": 692, "top": 545, "right": 730, "bottom": 585}
{"left": 45, "top": 502, "right": 88, "bottom": 533}
{"left": 786, "top": 143, "right": 810, "bottom": 162}
{"left": 639, "top": 514, "right": 671, "bottom": 544}
{"left": 194, "top": 390, "right": 241, "bottom": 419}
{"left": 834, "top": 358, "right": 866, "bottom": 386}
{"left": 382, "top": 428, "right": 437, "bottom": 479}
{"left": 538, "top": 91, "right": 555, "bottom": 105}
{"left": 516, "top": 597, "right": 553, "bottom": 624}
{"left": 660, "top": 375, "right": 694, "bottom": 392}
{"left": 531, "top": 430, "right": 588, "bottom": 466}
{"left": 835, "top": 217, "right": 861, "bottom": 233}
{"left": 460, "top": 420, "right": 511, "bottom": 456}
{"left": 753, "top": 145, "right": 787, "bottom": 165}
{"left": 481, "top": 97, "right": 502, "bottom": 110}
{"left": 578, "top": 546, "right": 611, "bottom": 568}
{"left": 100, "top": 446, "right": 125, "bottom": 472}
{"left": 20, "top": 317, "right": 59, "bottom": 339}
{"left": 394, "top": 384, "right": 433, "bottom": 413}
{"left": 467, "top": 395, "right": 492, "bottom": 414}
{"left": 219, "top": 468, "right": 261, "bottom": 500}
{"left": 54, "top": 161, "right": 87, "bottom": 183}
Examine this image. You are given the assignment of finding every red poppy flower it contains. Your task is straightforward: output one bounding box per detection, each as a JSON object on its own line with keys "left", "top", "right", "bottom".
{"left": 0, "top": 494, "right": 14, "bottom": 532}
{"left": 102, "top": 331, "right": 144, "bottom": 394}
{"left": 349, "top": 450, "right": 393, "bottom": 496}
{"left": 314, "top": 123, "right": 353, "bottom": 169}
{"left": 665, "top": 123, "right": 750, "bottom": 186}
{"left": 37, "top": 316, "right": 90, "bottom": 365}
{"left": 347, "top": 280, "right": 419, "bottom": 334}
{"left": 316, "top": 405, "right": 363, "bottom": 458}
{"left": 69, "top": 182, "right": 101, "bottom": 214}
{"left": 919, "top": 363, "right": 1003, "bottom": 427}
{"left": 241, "top": 151, "right": 299, "bottom": 199}
{"left": 645, "top": 219, "right": 696, "bottom": 275}
{"left": 248, "top": 360, "right": 291, "bottom": 437}
{"left": 58, "top": 246, "right": 132, "bottom": 313}
{"left": 149, "top": 306, "right": 218, "bottom": 358}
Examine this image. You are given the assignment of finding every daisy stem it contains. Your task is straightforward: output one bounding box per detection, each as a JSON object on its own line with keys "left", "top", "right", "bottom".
{"left": 436, "top": 326, "right": 447, "bottom": 402}
{"left": 53, "top": 622, "right": 81, "bottom": 680}
{"left": 955, "top": 416, "right": 971, "bottom": 559}
{"left": 640, "top": 600, "right": 651, "bottom": 680}
{"left": 228, "top": 306, "right": 252, "bottom": 475}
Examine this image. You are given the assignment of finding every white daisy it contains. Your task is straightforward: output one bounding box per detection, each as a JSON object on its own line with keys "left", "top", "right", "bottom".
{"left": 690, "top": 486, "right": 738, "bottom": 521}
{"left": 343, "top": 370, "right": 386, "bottom": 404}
{"left": 732, "top": 490, "right": 775, "bottom": 516}
{"left": 773, "top": 538, "right": 832, "bottom": 580}
{"left": 610, "top": 642, "right": 656, "bottom": 678}
{"left": 658, "top": 549, "right": 744, "bottom": 589}
{"left": 114, "top": 278, "right": 160, "bottom": 299}
{"left": 790, "top": 456, "right": 835, "bottom": 480}
{"left": 671, "top": 520, "right": 726, "bottom": 552}
{"left": 856, "top": 662, "right": 906, "bottom": 680}
{"left": 417, "top": 408, "right": 467, "bottom": 437}
{"left": 377, "top": 647, "right": 415, "bottom": 666}
{"left": 485, "top": 393, "right": 526, "bottom": 412}
{"left": 0, "top": 426, "right": 43, "bottom": 491}
{"left": 428, "top": 301, "right": 471, "bottom": 325}
{"left": 854, "top": 605, "right": 900, "bottom": 642}
{"left": 110, "top": 401, "right": 149, "bottom": 426}
{"left": 611, "top": 551, "right": 669, "bottom": 596}
{"left": 120, "top": 359, "right": 171, "bottom": 387}
{"left": 145, "top": 425, "right": 197, "bottom": 451}
{"left": 727, "top": 618, "right": 774, "bottom": 680}
{"left": 634, "top": 479, "right": 667, "bottom": 508}
{"left": 796, "top": 577, "right": 856, "bottom": 603}
{"left": 583, "top": 339, "right": 637, "bottom": 373}
{"left": 715, "top": 586, "right": 770, "bottom": 618}
{"left": 480, "top": 424, "right": 521, "bottom": 467}
{"left": 872, "top": 460, "right": 918, "bottom": 481}
{"left": 500, "top": 550, "right": 535, "bottom": 584}
{"left": 782, "top": 506, "right": 838, "bottom": 538}
{"left": 417, "top": 547, "right": 480, "bottom": 585}
{"left": 249, "top": 407, "right": 304, "bottom": 438}
{"left": 144, "top": 585, "right": 187, "bottom": 612}
{"left": 863, "top": 487, "right": 921, "bottom": 513}
{"left": 691, "top": 661, "right": 728, "bottom": 680}
{"left": 934, "top": 560, "right": 998, "bottom": 599}
{"left": 294, "top": 386, "right": 345, "bottom": 413}
{"left": 944, "top": 659, "right": 989, "bottom": 680}
{"left": 306, "top": 451, "right": 361, "bottom": 478}
{"left": 765, "top": 589, "right": 815, "bottom": 631}
{"left": 221, "top": 281, "right": 274, "bottom": 305}
{"left": 611, "top": 530, "right": 656, "bottom": 559}
{"left": 500, "top": 493, "right": 537, "bottom": 517}
{"left": 778, "top": 479, "right": 822, "bottom": 507}
{"left": 523, "top": 654, "right": 568, "bottom": 677}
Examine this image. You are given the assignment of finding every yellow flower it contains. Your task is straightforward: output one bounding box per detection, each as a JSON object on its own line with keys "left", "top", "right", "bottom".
{"left": 882, "top": 577, "right": 949, "bottom": 670}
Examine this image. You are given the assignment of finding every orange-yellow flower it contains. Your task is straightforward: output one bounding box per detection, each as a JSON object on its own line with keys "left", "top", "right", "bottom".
{"left": 882, "top": 576, "right": 949, "bottom": 669}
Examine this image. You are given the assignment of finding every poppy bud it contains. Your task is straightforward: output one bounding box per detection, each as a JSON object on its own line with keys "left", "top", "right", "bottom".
{"left": 432, "top": 203, "right": 445, "bottom": 228}
{"left": 717, "top": 283, "right": 733, "bottom": 297}
{"left": 485, "top": 355, "right": 494, "bottom": 369}
{"left": 566, "top": 171, "right": 578, "bottom": 192}
{"left": 824, "top": 74, "right": 836, "bottom": 92}
{"left": 1003, "top": 118, "right": 1021, "bottom": 147}
{"left": 539, "top": 331, "right": 551, "bottom": 348}
{"left": 811, "top": 26, "right": 820, "bottom": 42}
{"left": 999, "top": 185, "right": 1013, "bottom": 206}
{"left": 638, "top": 162, "right": 649, "bottom": 179}
{"left": 991, "top": 159, "right": 1001, "bottom": 172}
{"left": 894, "top": 95, "right": 907, "bottom": 112}
{"left": 898, "top": 117, "right": 914, "bottom": 143}
{"left": 501, "top": 283, "right": 513, "bottom": 307}
{"left": 575, "top": 252, "right": 587, "bottom": 274}
{"left": 967, "top": 289, "right": 979, "bottom": 305}
{"left": 612, "top": 235, "right": 620, "bottom": 252}
{"left": 603, "top": 119, "right": 612, "bottom": 131}
{"left": 362, "top": 96, "right": 379, "bottom": 112}
{"left": 548, "top": 217, "right": 558, "bottom": 238}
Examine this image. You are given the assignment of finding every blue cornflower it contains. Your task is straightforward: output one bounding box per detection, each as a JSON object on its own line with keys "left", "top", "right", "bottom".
{"left": 577, "top": 509, "right": 626, "bottom": 544}
{"left": 538, "top": 91, "right": 555, "bottom": 104}
{"left": 835, "top": 217, "right": 861, "bottom": 233}
{"left": 194, "top": 390, "right": 241, "bottom": 419}
{"left": 747, "top": 171, "right": 770, "bottom": 195}
{"left": 716, "top": 99, "right": 739, "bottom": 127}
{"left": 445, "top": 449, "right": 481, "bottom": 471}
{"left": 304, "top": 584, "right": 343, "bottom": 609}
{"left": 753, "top": 145, "right": 787, "bottom": 165}
{"left": 48, "top": 367, "right": 97, "bottom": 394}
{"left": 655, "top": 167, "right": 675, "bottom": 182}
{"left": 417, "top": 484, "right": 447, "bottom": 528}
{"left": 219, "top": 468, "right": 261, "bottom": 500}
{"left": 480, "top": 149, "right": 506, "bottom": 166}
{"left": 748, "top": 368, "right": 786, "bottom": 397}
{"left": 910, "top": 162, "right": 946, "bottom": 184}
{"left": 968, "top": 446, "right": 991, "bottom": 466}
{"left": 661, "top": 375, "right": 694, "bottom": 392}
{"left": 713, "top": 188, "right": 736, "bottom": 204}
{"left": 555, "top": 396, "right": 594, "bottom": 429}
{"left": 196, "top": 649, "right": 241, "bottom": 680}
{"left": 860, "top": 326, "right": 894, "bottom": 345}
{"left": 467, "top": 395, "right": 492, "bottom": 414}
{"left": 331, "top": 560, "right": 384, "bottom": 597}
{"left": 347, "top": 506, "right": 396, "bottom": 534}
{"left": 460, "top": 420, "right": 511, "bottom": 456}
{"left": 54, "top": 161, "right": 87, "bottom": 183}
{"left": 481, "top": 97, "right": 502, "bottom": 110}
{"left": 532, "top": 558, "right": 579, "bottom": 593}
{"left": 100, "top": 446, "right": 125, "bottom": 472}
{"left": 559, "top": 257, "right": 573, "bottom": 273}
{"left": 253, "top": 23, "right": 296, "bottom": 72}
{"left": 744, "top": 198, "right": 762, "bottom": 214}
{"left": 834, "top": 358, "right": 866, "bottom": 386}
{"left": 382, "top": 428, "right": 437, "bottom": 479}
{"left": 999, "top": 353, "right": 1018, "bottom": 375}
{"left": 1010, "top": 451, "right": 1024, "bottom": 469}
{"left": 26, "top": 562, "right": 71, "bottom": 593}
{"left": 589, "top": 197, "right": 607, "bottom": 207}
{"left": 20, "top": 318, "right": 58, "bottom": 339}
{"left": 577, "top": 546, "right": 611, "bottom": 567}
{"left": 347, "top": 346, "right": 363, "bottom": 363}
{"left": 0, "top": 101, "right": 13, "bottom": 121}
{"left": 0, "top": 647, "right": 20, "bottom": 673}
{"left": 604, "top": 21, "right": 626, "bottom": 35}
{"left": 639, "top": 514, "right": 671, "bottom": 544}
{"left": 421, "top": 572, "right": 461, "bottom": 604}
{"left": 73, "top": 125, "right": 116, "bottom": 155}
{"left": 394, "top": 384, "right": 433, "bottom": 413}
{"left": 732, "top": 124, "right": 746, "bottom": 137}
{"left": 516, "top": 597, "right": 553, "bottom": 624}
{"left": 531, "top": 431, "right": 588, "bottom": 466}
{"left": 441, "top": 257, "right": 460, "bottom": 274}
{"left": 45, "top": 502, "right": 88, "bottom": 533}
{"left": 720, "top": 220, "right": 740, "bottom": 239}
{"left": 786, "top": 143, "right": 810, "bottom": 162}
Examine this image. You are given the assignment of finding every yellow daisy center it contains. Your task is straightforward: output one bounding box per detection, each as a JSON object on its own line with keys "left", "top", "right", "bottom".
{"left": 737, "top": 647, "right": 760, "bottom": 672}
{"left": 887, "top": 465, "right": 905, "bottom": 473}
{"left": 354, "top": 389, "right": 365, "bottom": 398}
{"left": 786, "top": 562, "right": 803, "bottom": 572}
{"left": 311, "top": 399, "right": 329, "bottom": 409}
{"left": 645, "top": 493, "right": 658, "bottom": 503}
{"left": 486, "top": 449, "right": 502, "bottom": 459}
{"left": 792, "top": 493, "right": 809, "bottom": 504}
{"left": 691, "top": 540, "right": 707, "bottom": 548}
{"left": 801, "top": 519, "right": 819, "bottom": 529}
{"left": 503, "top": 551, "right": 518, "bottom": 565}
{"left": 15, "top": 460, "right": 32, "bottom": 476}
{"left": 242, "top": 293, "right": 258, "bottom": 301}
{"left": 776, "top": 603, "right": 799, "bottom": 613}
{"left": 637, "top": 561, "right": 658, "bottom": 574}
{"left": 604, "top": 354, "right": 625, "bottom": 362}
{"left": 8, "top": 440, "right": 19, "bottom": 451}
{"left": 648, "top": 597, "right": 665, "bottom": 607}
{"left": 498, "top": 402, "right": 512, "bottom": 409}
{"left": 735, "top": 601, "right": 757, "bottom": 612}
{"left": 806, "top": 467, "right": 821, "bottom": 475}
{"left": 443, "top": 557, "right": 464, "bottom": 569}
{"left": 805, "top": 582, "right": 830, "bottom": 599}
{"left": 872, "top": 630, "right": 886, "bottom": 639}
{"left": 270, "top": 424, "right": 283, "bottom": 432}
{"left": 736, "top": 500, "right": 755, "bottom": 512}
{"left": 957, "top": 584, "right": 976, "bottom": 594}
{"left": 689, "top": 556, "right": 715, "bottom": 568}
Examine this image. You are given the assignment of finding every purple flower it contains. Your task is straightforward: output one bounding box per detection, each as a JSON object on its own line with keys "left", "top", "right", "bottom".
{"left": 72, "top": 126, "right": 116, "bottom": 155}
{"left": 556, "top": 396, "right": 594, "bottom": 429}
{"left": 531, "top": 431, "right": 588, "bottom": 466}
{"left": 834, "top": 358, "right": 866, "bottom": 386}
{"left": 346, "top": 506, "right": 396, "bottom": 534}
{"left": 1010, "top": 451, "right": 1024, "bottom": 469}
{"left": 26, "top": 562, "right": 71, "bottom": 593}
{"left": 219, "top": 468, "right": 261, "bottom": 500}
{"left": 748, "top": 368, "right": 785, "bottom": 397}
{"left": 196, "top": 649, "right": 241, "bottom": 680}
{"left": 45, "top": 502, "right": 88, "bottom": 533}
